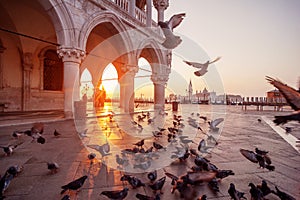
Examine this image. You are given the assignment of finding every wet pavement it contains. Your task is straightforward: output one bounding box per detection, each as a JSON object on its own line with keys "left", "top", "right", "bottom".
{"left": 0, "top": 104, "right": 299, "bottom": 200}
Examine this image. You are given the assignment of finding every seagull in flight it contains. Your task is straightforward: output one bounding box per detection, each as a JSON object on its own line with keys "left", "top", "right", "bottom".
{"left": 266, "top": 76, "right": 300, "bottom": 125}
{"left": 158, "top": 13, "right": 186, "bottom": 49}
{"left": 184, "top": 57, "right": 221, "bottom": 77}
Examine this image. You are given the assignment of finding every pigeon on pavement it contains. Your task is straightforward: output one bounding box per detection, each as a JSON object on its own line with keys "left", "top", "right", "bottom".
{"left": 60, "top": 175, "right": 88, "bottom": 194}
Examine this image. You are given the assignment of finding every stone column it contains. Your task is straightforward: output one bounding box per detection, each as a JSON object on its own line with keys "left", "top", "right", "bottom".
{"left": 153, "top": 0, "right": 169, "bottom": 22}
{"left": 129, "top": 0, "right": 136, "bottom": 17}
{"left": 120, "top": 65, "right": 138, "bottom": 113}
{"left": 57, "top": 47, "right": 85, "bottom": 118}
{"left": 22, "top": 53, "right": 33, "bottom": 111}
{"left": 151, "top": 73, "right": 168, "bottom": 110}
{"left": 0, "top": 44, "right": 6, "bottom": 89}
{"left": 146, "top": 0, "right": 152, "bottom": 27}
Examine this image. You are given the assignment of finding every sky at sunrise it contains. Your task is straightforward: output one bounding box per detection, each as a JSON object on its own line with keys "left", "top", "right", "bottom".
{"left": 162, "top": 0, "right": 300, "bottom": 97}
{"left": 94, "top": 0, "right": 300, "bottom": 99}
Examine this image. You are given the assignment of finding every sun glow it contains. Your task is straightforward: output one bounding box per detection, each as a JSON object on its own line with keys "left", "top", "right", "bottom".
{"left": 101, "top": 64, "right": 119, "bottom": 98}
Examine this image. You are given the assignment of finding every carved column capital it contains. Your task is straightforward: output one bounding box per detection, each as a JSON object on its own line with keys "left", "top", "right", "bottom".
{"left": 57, "top": 47, "right": 86, "bottom": 63}
{"left": 22, "top": 52, "right": 33, "bottom": 71}
{"left": 121, "top": 65, "right": 139, "bottom": 74}
{"left": 153, "top": 0, "right": 169, "bottom": 10}
{"left": 151, "top": 73, "right": 169, "bottom": 85}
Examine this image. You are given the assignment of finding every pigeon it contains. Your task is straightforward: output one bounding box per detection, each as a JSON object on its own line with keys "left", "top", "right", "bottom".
{"left": 208, "top": 118, "right": 224, "bottom": 131}
{"left": 0, "top": 172, "right": 14, "bottom": 197}
{"left": 88, "top": 153, "right": 96, "bottom": 165}
{"left": 120, "top": 175, "right": 145, "bottom": 189}
{"left": 285, "top": 127, "right": 292, "bottom": 133}
{"left": 184, "top": 57, "right": 221, "bottom": 77}
{"left": 153, "top": 142, "right": 166, "bottom": 151}
{"left": 216, "top": 169, "right": 234, "bottom": 180}
{"left": 0, "top": 144, "right": 20, "bottom": 156}
{"left": 274, "top": 186, "right": 296, "bottom": 200}
{"left": 228, "top": 183, "right": 246, "bottom": 200}
{"left": 54, "top": 129, "right": 61, "bottom": 137}
{"left": 208, "top": 178, "right": 219, "bottom": 192}
{"left": 165, "top": 172, "right": 179, "bottom": 186}
{"left": 12, "top": 131, "right": 23, "bottom": 139}
{"left": 21, "top": 128, "right": 45, "bottom": 144}
{"left": 266, "top": 76, "right": 300, "bottom": 125}
{"left": 198, "top": 139, "right": 213, "bottom": 153}
{"left": 152, "top": 131, "right": 163, "bottom": 139}
{"left": 0, "top": 165, "right": 23, "bottom": 197}
{"left": 249, "top": 182, "right": 264, "bottom": 200}
{"left": 257, "top": 180, "right": 275, "bottom": 197}
{"left": 255, "top": 147, "right": 268, "bottom": 156}
{"left": 60, "top": 175, "right": 88, "bottom": 194}
{"left": 240, "top": 148, "right": 275, "bottom": 171}
{"left": 158, "top": 13, "right": 186, "bottom": 49}
{"left": 136, "top": 193, "right": 160, "bottom": 200}
{"left": 101, "top": 187, "right": 129, "bottom": 200}
{"left": 257, "top": 118, "right": 262, "bottom": 123}
{"left": 87, "top": 142, "right": 111, "bottom": 158}
{"left": 47, "top": 162, "right": 59, "bottom": 174}
{"left": 31, "top": 122, "right": 44, "bottom": 134}
{"left": 134, "top": 139, "right": 145, "bottom": 148}
{"left": 147, "top": 170, "right": 157, "bottom": 182}
{"left": 148, "top": 176, "right": 166, "bottom": 194}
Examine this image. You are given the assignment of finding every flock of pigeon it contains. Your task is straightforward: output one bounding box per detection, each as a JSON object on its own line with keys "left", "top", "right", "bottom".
{"left": 0, "top": 78, "right": 299, "bottom": 200}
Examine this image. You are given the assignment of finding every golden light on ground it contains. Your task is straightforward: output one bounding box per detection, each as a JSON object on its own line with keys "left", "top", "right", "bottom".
{"left": 101, "top": 64, "right": 119, "bottom": 98}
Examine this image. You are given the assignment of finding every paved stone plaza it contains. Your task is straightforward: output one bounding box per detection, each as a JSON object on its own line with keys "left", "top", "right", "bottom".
{"left": 0, "top": 105, "right": 299, "bottom": 200}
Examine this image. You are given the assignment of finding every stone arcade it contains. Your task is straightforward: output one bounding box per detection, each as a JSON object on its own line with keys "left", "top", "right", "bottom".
{"left": 0, "top": 0, "right": 172, "bottom": 117}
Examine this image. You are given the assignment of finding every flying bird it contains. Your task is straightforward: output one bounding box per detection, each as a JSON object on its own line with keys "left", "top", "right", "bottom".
{"left": 208, "top": 118, "right": 224, "bottom": 132}
{"left": 87, "top": 142, "right": 111, "bottom": 159}
{"left": 240, "top": 148, "right": 275, "bottom": 171}
{"left": 60, "top": 175, "right": 88, "bottom": 194}
{"left": 158, "top": 13, "right": 186, "bottom": 49}
{"left": 198, "top": 139, "right": 213, "bottom": 153}
{"left": 266, "top": 76, "right": 300, "bottom": 125}
{"left": 184, "top": 57, "right": 221, "bottom": 77}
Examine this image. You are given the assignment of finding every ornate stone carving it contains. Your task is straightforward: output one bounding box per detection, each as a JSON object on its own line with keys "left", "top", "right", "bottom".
{"left": 121, "top": 64, "right": 139, "bottom": 74}
{"left": 22, "top": 52, "right": 33, "bottom": 71}
{"left": 57, "top": 47, "right": 85, "bottom": 63}
{"left": 151, "top": 73, "right": 169, "bottom": 85}
{"left": 153, "top": 0, "right": 169, "bottom": 10}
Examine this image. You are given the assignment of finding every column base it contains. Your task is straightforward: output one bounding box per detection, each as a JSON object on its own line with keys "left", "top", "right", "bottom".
{"left": 64, "top": 111, "right": 73, "bottom": 119}
{"left": 154, "top": 104, "right": 164, "bottom": 110}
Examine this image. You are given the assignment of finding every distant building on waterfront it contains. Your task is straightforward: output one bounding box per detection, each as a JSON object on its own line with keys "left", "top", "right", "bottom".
{"left": 178, "top": 80, "right": 210, "bottom": 104}
{"left": 266, "top": 89, "right": 286, "bottom": 103}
